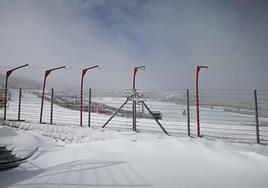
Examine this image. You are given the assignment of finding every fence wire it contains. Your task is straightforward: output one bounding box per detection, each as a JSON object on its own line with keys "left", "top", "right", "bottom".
{"left": 0, "top": 88, "right": 268, "bottom": 145}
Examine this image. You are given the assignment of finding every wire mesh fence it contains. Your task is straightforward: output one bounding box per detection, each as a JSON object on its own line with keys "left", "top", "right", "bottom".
{"left": 189, "top": 90, "right": 264, "bottom": 143}
{"left": 0, "top": 88, "right": 268, "bottom": 145}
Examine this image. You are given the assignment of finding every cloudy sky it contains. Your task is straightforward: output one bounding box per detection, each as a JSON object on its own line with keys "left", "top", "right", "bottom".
{"left": 0, "top": 0, "right": 268, "bottom": 90}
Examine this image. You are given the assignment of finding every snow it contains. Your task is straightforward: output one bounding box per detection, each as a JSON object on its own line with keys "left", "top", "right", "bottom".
{"left": 1, "top": 121, "right": 163, "bottom": 145}
{"left": 0, "top": 126, "right": 38, "bottom": 158}
{"left": 1, "top": 126, "right": 268, "bottom": 188}
{"left": 1, "top": 90, "right": 268, "bottom": 187}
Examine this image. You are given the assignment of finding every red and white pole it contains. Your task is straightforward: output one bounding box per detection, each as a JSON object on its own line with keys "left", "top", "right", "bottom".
{"left": 132, "top": 66, "right": 145, "bottom": 131}
{"left": 195, "top": 65, "right": 208, "bottom": 137}
{"left": 40, "top": 66, "right": 65, "bottom": 123}
{"left": 4, "top": 64, "right": 29, "bottom": 120}
{"left": 132, "top": 68, "right": 137, "bottom": 131}
{"left": 80, "top": 65, "right": 98, "bottom": 127}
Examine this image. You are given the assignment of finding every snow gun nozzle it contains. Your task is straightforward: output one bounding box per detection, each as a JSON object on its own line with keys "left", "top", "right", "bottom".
{"left": 136, "top": 66, "right": 146, "bottom": 70}
{"left": 198, "top": 65, "right": 208, "bottom": 70}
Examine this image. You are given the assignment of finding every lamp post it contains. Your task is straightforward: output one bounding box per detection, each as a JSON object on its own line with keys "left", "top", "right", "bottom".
{"left": 80, "top": 65, "right": 99, "bottom": 127}
{"left": 196, "top": 65, "right": 208, "bottom": 137}
{"left": 40, "top": 66, "right": 65, "bottom": 123}
{"left": 132, "top": 65, "right": 145, "bottom": 131}
{"left": 4, "top": 64, "right": 29, "bottom": 120}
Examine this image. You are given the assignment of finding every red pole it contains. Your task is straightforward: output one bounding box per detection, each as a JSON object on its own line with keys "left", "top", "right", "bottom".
{"left": 39, "top": 66, "right": 65, "bottom": 123}
{"left": 132, "top": 68, "right": 137, "bottom": 131}
{"left": 80, "top": 65, "right": 98, "bottom": 127}
{"left": 196, "top": 66, "right": 200, "bottom": 137}
{"left": 40, "top": 74, "right": 48, "bottom": 123}
{"left": 195, "top": 65, "right": 208, "bottom": 137}
{"left": 132, "top": 66, "right": 145, "bottom": 131}
{"left": 4, "top": 64, "right": 29, "bottom": 120}
{"left": 4, "top": 74, "right": 9, "bottom": 120}
{"left": 80, "top": 70, "right": 86, "bottom": 127}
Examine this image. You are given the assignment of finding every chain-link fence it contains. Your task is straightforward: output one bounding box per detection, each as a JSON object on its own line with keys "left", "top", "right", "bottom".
{"left": 1, "top": 88, "right": 268, "bottom": 144}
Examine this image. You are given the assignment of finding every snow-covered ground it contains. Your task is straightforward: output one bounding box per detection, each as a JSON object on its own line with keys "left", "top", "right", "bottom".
{"left": 1, "top": 90, "right": 268, "bottom": 187}
{"left": 1, "top": 126, "right": 268, "bottom": 188}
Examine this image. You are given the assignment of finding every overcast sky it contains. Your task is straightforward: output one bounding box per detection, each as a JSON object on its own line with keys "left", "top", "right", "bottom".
{"left": 0, "top": 0, "right": 268, "bottom": 90}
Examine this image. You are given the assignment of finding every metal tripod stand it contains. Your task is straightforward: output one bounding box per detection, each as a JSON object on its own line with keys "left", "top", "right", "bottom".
{"left": 102, "top": 91, "right": 169, "bottom": 135}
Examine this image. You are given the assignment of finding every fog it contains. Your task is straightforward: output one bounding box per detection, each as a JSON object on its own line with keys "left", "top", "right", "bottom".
{"left": 0, "top": 0, "right": 268, "bottom": 90}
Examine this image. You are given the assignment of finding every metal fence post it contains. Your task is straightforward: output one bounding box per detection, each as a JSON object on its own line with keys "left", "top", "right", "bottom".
{"left": 18, "top": 88, "right": 22, "bottom": 121}
{"left": 141, "top": 93, "right": 144, "bottom": 115}
{"left": 254, "top": 89, "right": 260, "bottom": 144}
{"left": 88, "top": 88, "right": 91, "bottom": 127}
{"left": 186, "top": 89, "right": 190, "bottom": 137}
{"left": 50, "top": 88, "right": 54, "bottom": 124}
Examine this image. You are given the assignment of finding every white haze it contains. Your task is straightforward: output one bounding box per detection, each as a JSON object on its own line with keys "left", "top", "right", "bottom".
{"left": 0, "top": 0, "right": 268, "bottom": 90}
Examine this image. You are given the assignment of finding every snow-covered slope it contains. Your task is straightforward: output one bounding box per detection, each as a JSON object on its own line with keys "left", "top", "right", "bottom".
{"left": 1, "top": 126, "right": 268, "bottom": 188}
